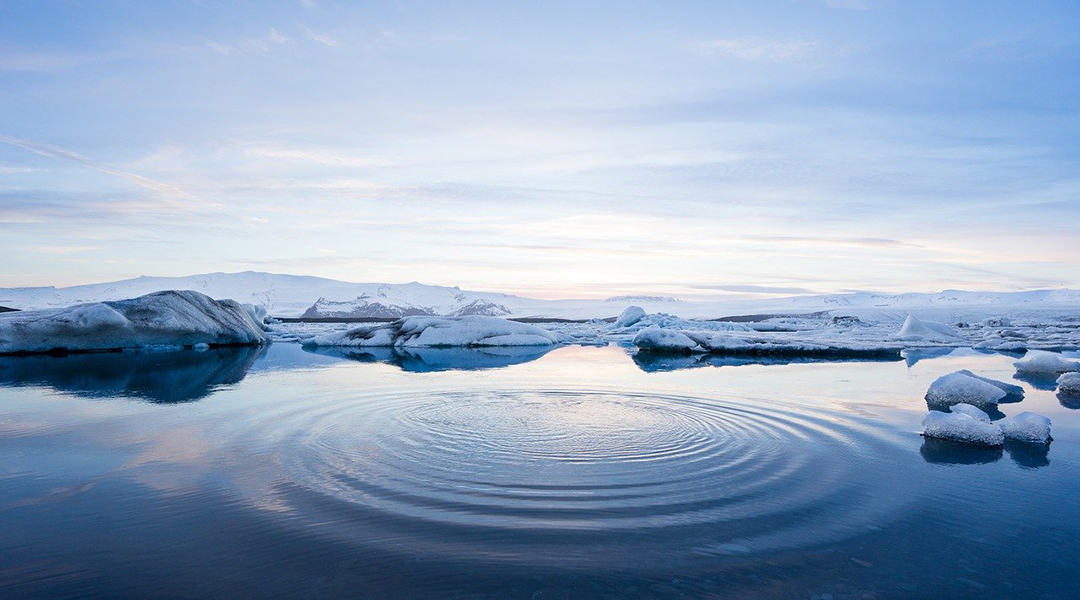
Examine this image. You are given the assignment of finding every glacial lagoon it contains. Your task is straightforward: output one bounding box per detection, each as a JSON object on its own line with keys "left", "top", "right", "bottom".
{"left": 1, "top": 343, "right": 1078, "bottom": 599}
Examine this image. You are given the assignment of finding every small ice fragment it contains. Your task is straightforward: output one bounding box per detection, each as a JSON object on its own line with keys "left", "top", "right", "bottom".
{"left": 999, "top": 412, "right": 1051, "bottom": 444}
{"left": 922, "top": 410, "right": 1004, "bottom": 446}
{"left": 1056, "top": 372, "right": 1080, "bottom": 395}
{"left": 1014, "top": 350, "right": 1080, "bottom": 375}
{"left": 949, "top": 403, "right": 990, "bottom": 423}
{"left": 925, "top": 371, "right": 1006, "bottom": 411}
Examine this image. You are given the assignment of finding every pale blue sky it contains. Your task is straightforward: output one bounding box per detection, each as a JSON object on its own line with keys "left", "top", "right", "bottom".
{"left": 1, "top": 0, "right": 1078, "bottom": 298}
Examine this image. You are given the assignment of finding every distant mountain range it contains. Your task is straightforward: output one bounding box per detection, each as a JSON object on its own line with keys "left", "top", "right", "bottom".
{"left": 1, "top": 271, "right": 1078, "bottom": 319}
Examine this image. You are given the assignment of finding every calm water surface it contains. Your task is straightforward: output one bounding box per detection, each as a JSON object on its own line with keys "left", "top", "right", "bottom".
{"left": 1, "top": 344, "right": 1078, "bottom": 599}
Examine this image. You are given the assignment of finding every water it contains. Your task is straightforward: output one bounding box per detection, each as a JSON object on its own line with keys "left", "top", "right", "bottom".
{"left": 1, "top": 344, "right": 1078, "bottom": 599}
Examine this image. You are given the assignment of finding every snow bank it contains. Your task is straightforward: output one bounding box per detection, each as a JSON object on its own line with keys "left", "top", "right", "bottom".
{"left": 301, "top": 315, "right": 559, "bottom": 348}
{"left": 925, "top": 371, "right": 1007, "bottom": 411}
{"left": 614, "top": 306, "right": 647, "bottom": 327}
{"left": 631, "top": 327, "right": 701, "bottom": 353}
{"left": 1058, "top": 372, "right": 1080, "bottom": 395}
{"left": 1014, "top": 350, "right": 1080, "bottom": 375}
{"left": 895, "top": 314, "right": 962, "bottom": 343}
{"left": 0, "top": 290, "right": 268, "bottom": 354}
{"left": 922, "top": 410, "right": 1004, "bottom": 446}
{"left": 1000, "top": 412, "right": 1052, "bottom": 444}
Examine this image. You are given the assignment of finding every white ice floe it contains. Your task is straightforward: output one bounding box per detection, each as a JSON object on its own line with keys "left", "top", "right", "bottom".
{"left": 1013, "top": 350, "right": 1080, "bottom": 374}
{"left": 922, "top": 410, "right": 1004, "bottom": 446}
{"left": 0, "top": 290, "right": 268, "bottom": 354}
{"left": 614, "top": 306, "right": 647, "bottom": 328}
{"left": 1057, "top": 372, "right": 1080, "bottom": 395}
{"left": 948, "top": 403, "right": 991, "bottom": 423}
{"left": 925, "top": 371, "right": 1007, "bottom": 411}
{"left": 301, "top": 315, "right": 559, "bottom": 348}
{"left": 895, "top": 314, "right": 962, "bottom": 343}
{"left": 999, "top": 412, "right": 1052, "bottom": 444}
{"left": 631, "top": 327, "right": 702, "bottom": 353}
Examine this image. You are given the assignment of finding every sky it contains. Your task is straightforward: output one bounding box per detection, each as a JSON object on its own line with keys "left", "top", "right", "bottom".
{"left": 1, "top": 0, "right": 1078, "bottom": 300}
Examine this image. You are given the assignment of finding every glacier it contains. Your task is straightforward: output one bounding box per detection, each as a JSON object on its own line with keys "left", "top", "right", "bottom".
{"left": 0, "top": 290, "right": 269, "bottom": 354}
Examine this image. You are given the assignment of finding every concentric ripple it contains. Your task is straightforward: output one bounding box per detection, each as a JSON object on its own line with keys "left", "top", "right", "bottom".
{"left": 239, "top": 388, "right": 917, "bottom": 568}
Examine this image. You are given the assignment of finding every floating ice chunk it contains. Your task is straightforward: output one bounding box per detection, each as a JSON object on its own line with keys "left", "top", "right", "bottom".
{"left": 925, "top": 371, "right": 1007, "bottom": 411}
{"left": 631, "top": 327, "right": 702, "bottom": 353}
{"left": 896, "top": 314, "right": 962, "bottom": 343}
{"left": 0, "top": 290, "right": 268, "bottom": 354}
{"left": 983, "top": 317, "right": 1013, "bottom": 327}
{"left": 302, "top": 315, "right": 559, "bottom": 348}
{"left": 955, "top": 369, "right": 1025, "bottom": 401}
{"left": 922, "top": 410, "right": 1004, "bottom": 446}
{"left": 1013, "top": 350, "right": 1080, "bottom": 375}
{"left": 999, "top": 412, "right": 1052, "bottom": 444}
{"left": 614, "top": 306, "right": 647, "bottom": 328}
{"left": 949, "top": 403, "right": 991, "bottom": 423}
{"left": 1057, "top": 372, "right": 1080, "bottom": 395}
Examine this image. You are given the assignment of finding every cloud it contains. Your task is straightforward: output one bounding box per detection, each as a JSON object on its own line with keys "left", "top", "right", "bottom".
{"left": 697, "top": 38, "right": 819, "bottom": 62}
{"left": 206, "top": 28, "right": 290, "bottom": 54}
{"left": 305, "top": 29, "right": 340, "bottom": 47}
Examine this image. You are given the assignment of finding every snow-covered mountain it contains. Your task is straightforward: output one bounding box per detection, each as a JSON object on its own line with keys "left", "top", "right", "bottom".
{"left": 1, "top": 271, "right": 1078, "bottom": 319}
{"left": 302, "top": 286, "right": 513, "bottom": 318}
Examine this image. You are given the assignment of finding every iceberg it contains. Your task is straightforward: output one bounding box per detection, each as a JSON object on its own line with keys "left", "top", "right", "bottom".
{"left": 924, "top": 371, "right": 1007, "bottom": 411}
{"left": 631, "top": 327, "right": 702, "bottom": 353}
{"left": 1013, "top": 350, "right": 1080, "bottom": 375}
{"left": 1058, "top": 372, "right": 1080, "bottom": 395}
{"left": 895, "top": 314, "right": 962, "bottom": 343}
{"left": 301, "top": 315, "right": 559, "bottom": 348}
{"left": 922, "top": 410, "right": 1004, "bottom": 446}
{"left": 614, "top": 306, "right": 647, "bottom": 328}
{"left": 0, "top": 290, "right": 269, "bottom": 354}
{"left": 999, "top": 412, "right": 1052, "bottom": 444}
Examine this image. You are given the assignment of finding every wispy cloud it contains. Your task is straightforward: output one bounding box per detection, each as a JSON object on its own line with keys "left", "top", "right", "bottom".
{"left": 206, "top": 28, "right": 289, "bottom": 54}
{"left": 697, "top": 37, "right": 819, "bottom": 62}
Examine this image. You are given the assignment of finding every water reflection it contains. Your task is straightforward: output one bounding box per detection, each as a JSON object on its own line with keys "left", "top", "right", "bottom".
{"left": 919, "top": 437, "right": 1050, "bottom": 468}
{"left": 1013, "top": 372, "right": 1060, "bottom": 391}
{"left": 632, "top": 352, "right": 902, "bottom": 373}
{"left": 1058, "top": 390, "right": 1080, "bottom": 409}
{"left": 306, "top": 345, "right": 553, "bottom": 372}
{"left": 0, "top": 346, "right": 264, "bottom": 403}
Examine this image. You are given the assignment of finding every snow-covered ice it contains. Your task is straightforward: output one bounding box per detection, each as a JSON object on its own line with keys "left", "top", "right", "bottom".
{"left": 614, "top": 306, "right": 647, "bottom": 328}
{"left": 1056, "top": 372, "right": 1080, "bottom": 395}
{"left": 955, "top": 369, "right": 1025, "bottom": 401}
{"left": 922, "top": 410, "right": 1005, "bottom": 446}
{"left": 948, "top": 403, "right": 991, "bottom": 423}
{"left": 0, "top": 290, "right": 269, "bottom": 354}
{"left": 1013, "top": 350, "right": 1080, "bottom": 375}
{"left": 301, "top": 315, "right": 560, "bottom": 348}
{"left": 631, "top": 327, "right": 701, "bottom": 353}
{"left": 895, "top": 314, "right": 962, "bottom": 343}
{"left": 999, "top": 412, "right": 1052, "bottom": 444}
{"left": 925, "top": 371, "right": 1006, "bottom": 411}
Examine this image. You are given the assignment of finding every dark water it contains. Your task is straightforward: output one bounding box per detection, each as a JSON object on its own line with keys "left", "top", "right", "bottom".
{"left": 1, "top": 344, "right": 1078, "bottom": 599}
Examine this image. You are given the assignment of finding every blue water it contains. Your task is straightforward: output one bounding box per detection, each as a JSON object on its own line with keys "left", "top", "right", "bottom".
{"left": 1, "top": 344, "right": 1078, "bottom": 599}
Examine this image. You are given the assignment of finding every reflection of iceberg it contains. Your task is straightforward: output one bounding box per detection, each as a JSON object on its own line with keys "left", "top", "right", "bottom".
{"left": 919, "top": 437, "right": 1002, "bottom": 465}
{"left": 305, "top": 345, "right": 553, "bottom": 372}
{"left": 901, "top": 347, "right": 957, "bottom": 368}
{"left": 631, "top": 352, "right": 901, "bottom": 373}
{"left": 0, "top": 346, "right": 264, "bottom": 403}
{"left": 1004, "top": 440, "right": 1050, "bottom": 469}
{"left": 1012, "top": 372, "right": 1060, "bottom": 391}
